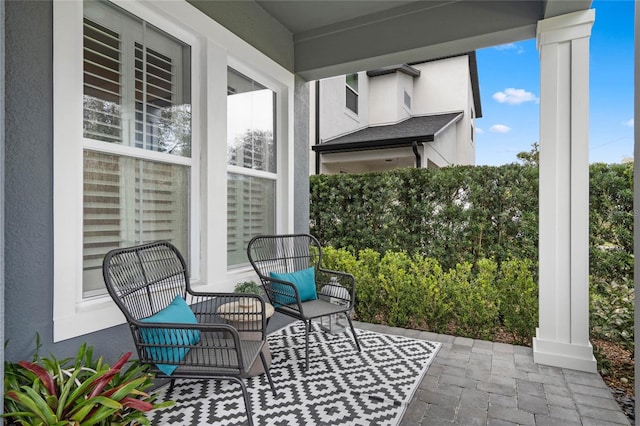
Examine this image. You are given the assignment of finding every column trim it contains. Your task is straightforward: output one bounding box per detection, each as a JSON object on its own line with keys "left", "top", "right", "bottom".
{"left": 537, "top": 9, "right": 595, "bottom": 47}
{"left": 533, "top": 9, "right": 596, "bottom": 373}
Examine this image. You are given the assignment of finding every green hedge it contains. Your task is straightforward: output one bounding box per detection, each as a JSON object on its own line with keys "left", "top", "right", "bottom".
{"left": 321, "top": 248, "right": 538, "bottom": 344}
{"left": 312, "top": 163, "right": 633, "bottom": 346}
{"left": 310, "top": 163, "right": 633, "bottom": 284}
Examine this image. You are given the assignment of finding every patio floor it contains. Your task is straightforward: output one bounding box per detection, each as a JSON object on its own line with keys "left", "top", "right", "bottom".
{"left": 349, "top": 321, "right": 631, "bottom": 426}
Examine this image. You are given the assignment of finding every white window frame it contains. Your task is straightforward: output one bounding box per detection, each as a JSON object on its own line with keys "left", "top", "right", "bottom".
{"left": 53, "top": 0, "right": 294, "bottom": 341}
{"left": 226, "top": 65, "right": 279, "bottom": 270}
{"left": 345, "top": 73, "right": 359, "bottom": 115}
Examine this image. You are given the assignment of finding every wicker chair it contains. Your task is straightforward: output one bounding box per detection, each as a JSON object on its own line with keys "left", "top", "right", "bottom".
{"left": 247, "top": 233, "right": 361, "bottom": 370}
{"left": 102, "top": 241, "right": 277, "bottom": 426}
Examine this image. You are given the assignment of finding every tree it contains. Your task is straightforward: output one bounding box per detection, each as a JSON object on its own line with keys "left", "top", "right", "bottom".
{"left": 516, "top": 142, "right": 539, "bottom": 166}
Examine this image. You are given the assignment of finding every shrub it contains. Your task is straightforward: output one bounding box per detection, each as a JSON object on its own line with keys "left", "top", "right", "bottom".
{"left": 310, "top": 163, "right": 633, "bottom": 287}
{"left": 409, "top": 256, "right": 451, "bottom": 333}
{"left": 377, "top": 251, "right": 417, "bottom": 327}
{"left": 3, "top": 341, "right": 172, "bottom": 425}
{"left": 590, "top": 277, "right": 634, "bottom": 352}
{"left": 496, "top": 258, "right": 538, "bottom": 344}
{"left": 446, "top": 259, "right": 500, "bottom": 340}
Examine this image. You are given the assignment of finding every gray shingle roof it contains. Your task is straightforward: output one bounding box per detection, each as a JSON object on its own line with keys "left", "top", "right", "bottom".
{"left": 312, "top": 112, "right": 463, "bottom": 153}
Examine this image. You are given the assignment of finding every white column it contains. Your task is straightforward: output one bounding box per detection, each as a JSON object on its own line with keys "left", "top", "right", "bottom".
{"left": 533, "top": 9, "right": 597, "bottom": 373}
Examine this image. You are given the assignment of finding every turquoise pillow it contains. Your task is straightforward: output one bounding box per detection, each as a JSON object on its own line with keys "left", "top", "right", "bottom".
{"left": 270, "top": 266, "right": 317, "bottom": 306}
{"left": 140, "top": 295, "right": 200, "bottom": 376}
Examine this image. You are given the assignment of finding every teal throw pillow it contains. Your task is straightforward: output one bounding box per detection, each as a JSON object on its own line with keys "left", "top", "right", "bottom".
{"left": 140, "top": 295, "right": 200, "bottom": 376}
{"left": 270, "top": 266, "right": 317, "bottom": 306}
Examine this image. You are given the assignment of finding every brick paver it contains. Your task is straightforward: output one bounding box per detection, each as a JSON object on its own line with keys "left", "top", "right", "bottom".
{"left": 352, "top": 321, "right": 631, "bottom": 426}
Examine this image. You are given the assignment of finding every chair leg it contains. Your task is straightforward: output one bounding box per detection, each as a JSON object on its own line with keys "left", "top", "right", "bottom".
{"left": 261, "top": 351, "right": 278, "bottom": 397}
{"left": 168, "top": 379, "right": 176, "bottom": 395}
{"left": 346, "top": 314, "right": 362, "bottom": 352}
{"left": 230, "top": 377, "right": 254, "bottom": 426}
{"left": 304, "top": 320, "right": 311, "bottom": 371}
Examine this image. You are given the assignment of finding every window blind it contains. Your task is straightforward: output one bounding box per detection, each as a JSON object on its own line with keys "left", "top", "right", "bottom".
{"left": 83, "top": 150, "right": 189, "bottom": 294}
{"left": 135, "top": 43, "right": 190, "bottom": 156}
{"left": 227, "top": 174, "right": 275, "bottom": 267}
{"left": 83, "top": 18, "right": 123, "bottom": 143}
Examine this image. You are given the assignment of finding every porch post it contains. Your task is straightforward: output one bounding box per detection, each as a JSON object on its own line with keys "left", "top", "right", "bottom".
{"left": 533, "top": 9, "right": 597, "bottom": 372}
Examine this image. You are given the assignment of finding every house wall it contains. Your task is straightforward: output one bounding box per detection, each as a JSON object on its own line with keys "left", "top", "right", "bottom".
{"left": 294, "top": 76, "right": 311, "bottom": 233}
{"left": 412, "top": 56, "right": 470, "bottom": 114}
{"left": 316, "top": 55, "right": 477, "bottom": 173}
{"left": 425, "top": 123, "right": 458, "bottom": 167}
{"left": 461, "top": 70, "right": 477, "bottom": 165}
{"left": 3, "top": 0, "right": 308, "bottom": 362}
{"left": 0, "top": 0, "right": 5, "bottom": 409}
{"left": 319, "top": 72, "right": 369, "bottom": 142}
{"left": 368, "top": 72, "right": 413, "bottom": 125}
{"left": 412, "top": 56, "right": 475, "bottom": 166}
{"left": 4, "top": 0, "right": 135, "bottom": 362}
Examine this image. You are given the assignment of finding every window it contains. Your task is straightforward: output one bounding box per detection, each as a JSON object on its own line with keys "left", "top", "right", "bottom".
{"left": 226, "top": 68, "right": 277, "bottom": 267}
{"left": 54, "top": 0, "right": 293, "bottom": 341}
{"left": 346, "top": 73, "right": 358, "bottom": 114}
{"left": 82, "top": 0, "right": 191, "bottom": 296}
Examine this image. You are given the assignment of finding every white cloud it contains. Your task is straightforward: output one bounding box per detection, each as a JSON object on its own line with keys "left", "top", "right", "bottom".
{"left": 494, "top": 43, "right": 524, "bottom": 54}
{"left": 476, "top": 127, "right": 484, "bottom": 134}
{"left": 493, "top": 88, "right": 539, "bottom": 105}
{"left": 623, "top": 118, "right": 634, "bottom": 128}
{"left": 490, "top": 124, "right": 511, "bottom": 133}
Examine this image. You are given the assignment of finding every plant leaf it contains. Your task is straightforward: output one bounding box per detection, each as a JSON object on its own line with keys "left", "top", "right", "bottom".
{"left": 6, "top": 388, "right": 57, "bottom": 425}
{"left": 17, "top": 360, "right": 57, "bottom": 396}
{"left": 87, "top": 352, "right": 131, "bottom": 398}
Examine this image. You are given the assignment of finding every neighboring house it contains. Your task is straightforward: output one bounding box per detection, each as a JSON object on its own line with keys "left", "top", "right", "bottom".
{"left": 312, "top": 54, "right": 482, "bottom": 174}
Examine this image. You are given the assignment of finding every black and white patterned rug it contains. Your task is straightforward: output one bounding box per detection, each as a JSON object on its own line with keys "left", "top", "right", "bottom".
{"left": 148, "top": 322, "right": 441, "bottom": 425}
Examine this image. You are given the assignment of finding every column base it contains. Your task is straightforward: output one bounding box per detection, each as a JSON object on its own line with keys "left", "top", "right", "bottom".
{"left": 533, "top": 328, "right": 597, "bottom": 373}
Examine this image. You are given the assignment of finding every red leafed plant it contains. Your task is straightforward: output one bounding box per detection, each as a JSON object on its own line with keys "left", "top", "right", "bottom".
{"left": 3, "top": 339, "right": 173, "bottom": 425}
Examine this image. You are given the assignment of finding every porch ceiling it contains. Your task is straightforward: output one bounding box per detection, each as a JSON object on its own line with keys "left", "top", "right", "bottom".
{"left": 255, "top": 0, "right": 592, "bottom": 80}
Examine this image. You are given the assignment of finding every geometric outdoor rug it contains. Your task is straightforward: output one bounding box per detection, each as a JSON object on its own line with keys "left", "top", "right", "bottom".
{"left": 148, "top": 322, "right": 441, "bottom": 425}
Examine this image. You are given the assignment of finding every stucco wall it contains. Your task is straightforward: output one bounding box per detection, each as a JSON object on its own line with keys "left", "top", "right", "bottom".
{"left": 412, "top": 56, "right": 470, "bottom": 115}
{"left": 425, "top": 122, "right": 458, "bottom": 167}
{"left": 319, "top": 72, "right": 369, "bottom": 142}
{"left": 1, "top": 0, "right": 5, "bottom": 411}
{"left": 4, "top": 0, "right": 135, "bottom": 362}
{"left": 294, "top": 76, "right": 310, "bottom": 233}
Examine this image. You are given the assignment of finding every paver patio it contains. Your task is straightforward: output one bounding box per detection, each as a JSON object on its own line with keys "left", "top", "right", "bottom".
{"left": 205, "top": 314, "right": 631, "bottom": 426}
{"left": 349, "top": 321, "right": 630, "bottom": 426}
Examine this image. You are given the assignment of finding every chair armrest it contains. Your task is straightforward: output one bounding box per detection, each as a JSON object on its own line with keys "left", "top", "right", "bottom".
{"left": 316, "top": 268, "right": 356, "bottom": 309}
{"left": 131, "top": 319, "right": 260, "bottom": 373}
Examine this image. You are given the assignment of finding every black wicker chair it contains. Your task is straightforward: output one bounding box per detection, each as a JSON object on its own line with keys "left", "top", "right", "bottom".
{"left": 102, "top": 241, "right": 277, "bottom": 426}
{"left": 247, "top": 233, "right": 361, "bottom": 370}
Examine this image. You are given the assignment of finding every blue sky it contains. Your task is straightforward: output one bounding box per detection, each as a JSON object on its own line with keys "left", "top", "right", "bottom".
{"left": 475, "top": 0, "right": 635, "bottom": 166}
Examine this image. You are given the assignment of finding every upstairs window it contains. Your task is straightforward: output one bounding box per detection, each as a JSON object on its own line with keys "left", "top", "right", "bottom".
{"left": 346, "top": 73, "right": 359, "bottom": 114}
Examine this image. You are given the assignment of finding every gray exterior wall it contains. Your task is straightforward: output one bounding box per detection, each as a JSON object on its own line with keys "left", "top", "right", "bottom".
{"left": 4, "top": 0, "right": 135, "bottom": 363}
{"left": 634, "top": 1, "right": 639, "bottom": 418}
{"left": 294, "top": 76, "right": 310, "bottom": 234}
{"left": 3, "top": 1, "right": 308, "bottom": 363}
{"left": 1, "top": 0, "right": 5, "bottom": 413}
